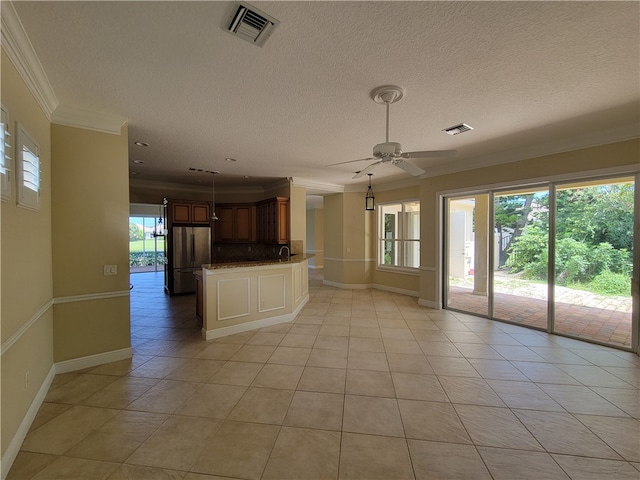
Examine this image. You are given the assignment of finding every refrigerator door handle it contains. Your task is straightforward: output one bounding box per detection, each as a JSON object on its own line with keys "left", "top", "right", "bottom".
{"left": 191, "top": 234, "right": 195, "bottom": 264}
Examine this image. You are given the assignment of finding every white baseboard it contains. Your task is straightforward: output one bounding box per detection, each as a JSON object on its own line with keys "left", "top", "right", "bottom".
{"left": 2, "top": 346, "right": 134, "bottom": 478}
{"left": 371, "top": 283, "right": 419, "bottom": 298}
{"left": 203, "top": 295, "right": 309, "bottom": 340}
{"left": 322, "top": 280, "right": 420, "bottom": 298}
{"left": 322, "top": 280, "right": 371, "bottom": 290}
{"left": 55, "top": 347, "right": 132, "bottom": 374}
{"left": 1, "top": 365, "right": 55, "bottom": 480}
{"left": 418, "top": 298, "right": 441, "bottom": 309}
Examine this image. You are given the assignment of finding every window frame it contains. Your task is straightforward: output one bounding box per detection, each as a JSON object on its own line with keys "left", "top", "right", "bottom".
{"left": 377, "top": 199, "right": 421, "bottom": 273}
{"left": 16, "top": 122, "right": 40, "bottom": 211}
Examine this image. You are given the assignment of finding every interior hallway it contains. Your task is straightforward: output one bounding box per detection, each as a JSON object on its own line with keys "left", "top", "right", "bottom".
{"left": 7, "top": 270, "right": 640, "bottom": 479}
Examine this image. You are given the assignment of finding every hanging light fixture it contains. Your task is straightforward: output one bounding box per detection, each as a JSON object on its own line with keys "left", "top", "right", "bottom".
{"left": 365, "top": 173, "right": 375, "bottom": 211}
{"left": 211, "top": 170, "right": 220, "bottom": 221}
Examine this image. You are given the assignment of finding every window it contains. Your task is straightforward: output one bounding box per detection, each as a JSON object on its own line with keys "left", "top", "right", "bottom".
{"left": 16, "top": 123, "right": 40, "bottom": 211}
{"left": 0, "top": 105, "right": 12, "bottom": 201}
{"left": 378, "top": 200, "right": 420, "bottom": 269}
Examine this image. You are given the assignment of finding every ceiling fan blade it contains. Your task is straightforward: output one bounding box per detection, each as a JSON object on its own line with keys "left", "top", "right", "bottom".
{"left": 326, "top": 157, "right": 375, "bottom": 167}
{"left": 401, "top": 150, "right": 457, "bottom": 159}
{"left": 394, "top": 160, "right": 425, "bottom": 176}
{"left": 352, "top": 161, "right": 382, "bottom": 179}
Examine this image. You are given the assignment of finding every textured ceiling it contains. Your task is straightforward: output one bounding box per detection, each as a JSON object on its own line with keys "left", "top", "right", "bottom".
{"left": 9, "top": 1, "right": 640, "bottom": 192}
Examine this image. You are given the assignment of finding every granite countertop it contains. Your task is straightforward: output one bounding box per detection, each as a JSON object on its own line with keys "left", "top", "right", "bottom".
{"left": 203, "top": 254, "right": 313, "bottom": 270}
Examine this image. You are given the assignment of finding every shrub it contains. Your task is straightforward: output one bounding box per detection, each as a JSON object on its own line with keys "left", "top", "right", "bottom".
{"left": 130, "top": 252, "right": 166, "bottom": 267}
{"left": 589, "top": 270, "right": 631, "bottom": 296}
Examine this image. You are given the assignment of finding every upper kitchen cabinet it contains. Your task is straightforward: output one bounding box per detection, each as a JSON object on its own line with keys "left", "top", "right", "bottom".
{"left": 257, "top": 197, "right": 289, "bottom": 244}
{"left": 214, "top": 204, "right": 256, "bottom": 243}
{"left": 167, "top": 200, "right": 211, "bottom": 225}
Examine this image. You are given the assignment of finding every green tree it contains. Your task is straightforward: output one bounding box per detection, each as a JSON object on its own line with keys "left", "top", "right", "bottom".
{"left": 505, "top": 181, "right": 634, "bottom": 294}
{"left": 129, "top": 222, "right": 143, "bottom": 241}
{"left": 556, "top": 184, "right": 634, "bottom": 250}
{"left": 494, "top": 194, "right": 537, "bottom": 266}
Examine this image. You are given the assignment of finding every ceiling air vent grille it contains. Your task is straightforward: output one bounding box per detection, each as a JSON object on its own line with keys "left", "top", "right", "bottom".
{"left": 444, "top": 123, "right": 474, "bottom": 135}
{"left": 226, "top": 2, "right": 279, "bottom": 47}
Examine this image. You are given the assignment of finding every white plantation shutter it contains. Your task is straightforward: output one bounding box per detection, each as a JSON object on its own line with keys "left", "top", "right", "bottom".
{"left": 0, "top": 105, "right": 12, "bottom": 201}
{"left": 17, "top": 123, "right": 40, "bottom": 210}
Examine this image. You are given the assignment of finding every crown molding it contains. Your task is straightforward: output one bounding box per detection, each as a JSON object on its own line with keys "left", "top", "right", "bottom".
{"left": 52, "top": 105, "right": 127, "bottom": 135}
{"left": 423, "top": 123, "right": 640, "bottom": 178}
{"left": 1, "top": 1, "right": 58, "bottom": 119}
{"left": 291, "top": 177, "right": 344, "bottom": 194}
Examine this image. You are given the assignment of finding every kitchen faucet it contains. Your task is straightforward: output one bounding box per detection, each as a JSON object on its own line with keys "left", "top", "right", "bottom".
{"left": 278, "top": 245, "right": 290, "bottom": 262}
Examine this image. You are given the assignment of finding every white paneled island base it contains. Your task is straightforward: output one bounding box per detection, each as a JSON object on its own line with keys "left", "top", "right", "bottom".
{"left": 201, "top": 257, "right": 310, "bottom": 340}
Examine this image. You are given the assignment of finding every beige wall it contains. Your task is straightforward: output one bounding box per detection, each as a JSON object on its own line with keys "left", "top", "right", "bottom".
{"left": 1, "top": 48, "right": 54, "bottom": 458}
{"left": 51, "top": 123, "right": 131, "bottom": 361}
{"left": 323, "top": 192, "right": 371, "bottom": 287}
{"left": 290, "top": 184, "right": 306, "bottom": 250}
{"left": 1, "top": 46, "right": 132, "bottom": 462}
{"left": 419, "top": 139, "right": 640, "bottom": 306}
{"left": 306, "top": 206, "right": 324, "bottom": 268}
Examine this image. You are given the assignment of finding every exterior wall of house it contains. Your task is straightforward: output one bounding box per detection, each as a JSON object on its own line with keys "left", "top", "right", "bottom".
{"left": 1, "top": 48, "right": 55, "bottom": 461}
{"left": 419, "top": 139, "right": 640, "bottom": 308}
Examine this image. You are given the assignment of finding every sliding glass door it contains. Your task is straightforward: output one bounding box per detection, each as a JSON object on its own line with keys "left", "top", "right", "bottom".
{"left": 493, "top": 187, "right": 549, "bottom": 329}
{"left": 444, "top": 175, "right": 636, "bottom": 350}
{"left": 445, "top": 195, "right": 489, "bottom": 317}
{"left": 129, "top": 215, "right": 166, "bottom": 273}
{"left": 553, "top": 178, "right": 634, "bottom": 348}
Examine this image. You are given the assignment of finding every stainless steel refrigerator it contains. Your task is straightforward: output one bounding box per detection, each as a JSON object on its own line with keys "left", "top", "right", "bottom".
{"left": 172, "top": 226, "right": 211, "bottom": 294}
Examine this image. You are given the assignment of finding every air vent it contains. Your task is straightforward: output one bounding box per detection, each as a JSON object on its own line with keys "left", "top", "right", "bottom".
{"left": 444, "top": 123, "right": 474, "bottom": 135}
{"left": 226, "top": 2, "right": 279, "bottom": 47}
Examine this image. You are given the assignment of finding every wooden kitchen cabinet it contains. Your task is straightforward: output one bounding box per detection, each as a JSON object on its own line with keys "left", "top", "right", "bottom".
{"left": 168, "top": 201, "right": 211, "bottom": 225}
{"left": 214, "top": 204, "right": 256, "bottom": 243}
{"left": 256, "top": 197, "right": 289, "bottom": 244}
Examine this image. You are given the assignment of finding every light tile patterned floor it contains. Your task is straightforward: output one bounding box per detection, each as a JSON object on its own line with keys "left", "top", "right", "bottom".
{"left": 8, "top": 270, "right": 640, "bottom": 479}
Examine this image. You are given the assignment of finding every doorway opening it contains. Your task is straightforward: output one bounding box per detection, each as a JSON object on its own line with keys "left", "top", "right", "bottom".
{"left": 129, "top": 214, "right": 166, "bottom": 274}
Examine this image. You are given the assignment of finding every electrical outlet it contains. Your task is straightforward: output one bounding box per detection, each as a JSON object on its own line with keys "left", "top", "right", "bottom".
{"left": 248, "top": 246, "right": 252, "bottom": 252}
{"left": 103, "top": 265, "right": 117, "bottom": 276}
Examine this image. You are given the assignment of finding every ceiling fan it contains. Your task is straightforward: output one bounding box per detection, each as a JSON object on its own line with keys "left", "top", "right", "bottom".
{"left": 327, "top": 86, "right": 457, "bottom": 179}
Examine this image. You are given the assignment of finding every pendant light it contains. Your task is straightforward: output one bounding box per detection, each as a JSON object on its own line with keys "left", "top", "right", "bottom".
{"left": 211, "top": 170, "right": 220, "bottom": 221}
{"left": 365, "top": 173, "right": 375, "bottom": 211}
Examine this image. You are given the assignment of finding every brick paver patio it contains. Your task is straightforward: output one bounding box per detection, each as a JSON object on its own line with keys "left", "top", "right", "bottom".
{"left": 448, "top": 278, "right": 633, "bottom": 349}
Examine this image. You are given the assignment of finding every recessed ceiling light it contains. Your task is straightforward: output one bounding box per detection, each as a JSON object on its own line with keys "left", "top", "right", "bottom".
{"left": 132, "top": 159, "right": 145, "bottom": 164}
{"left": 225, "top": 157, "right": 237, "bottom": 162}
{"left": 134, "top": 141, "right": 150, "bottom": 147}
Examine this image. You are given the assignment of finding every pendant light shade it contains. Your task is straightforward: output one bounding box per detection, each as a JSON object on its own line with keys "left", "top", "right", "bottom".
{"left": 365, "top": 173, "right": 375, "bottom": 211}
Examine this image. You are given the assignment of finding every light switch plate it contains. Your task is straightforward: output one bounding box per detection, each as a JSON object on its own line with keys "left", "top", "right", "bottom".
{"left": 103, "top": 265, "right": 117, "bottom": 275}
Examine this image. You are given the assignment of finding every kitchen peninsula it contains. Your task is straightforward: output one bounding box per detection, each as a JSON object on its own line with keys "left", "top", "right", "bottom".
{"left": 199, "top": 254, "right": 311, "bottom": 340}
